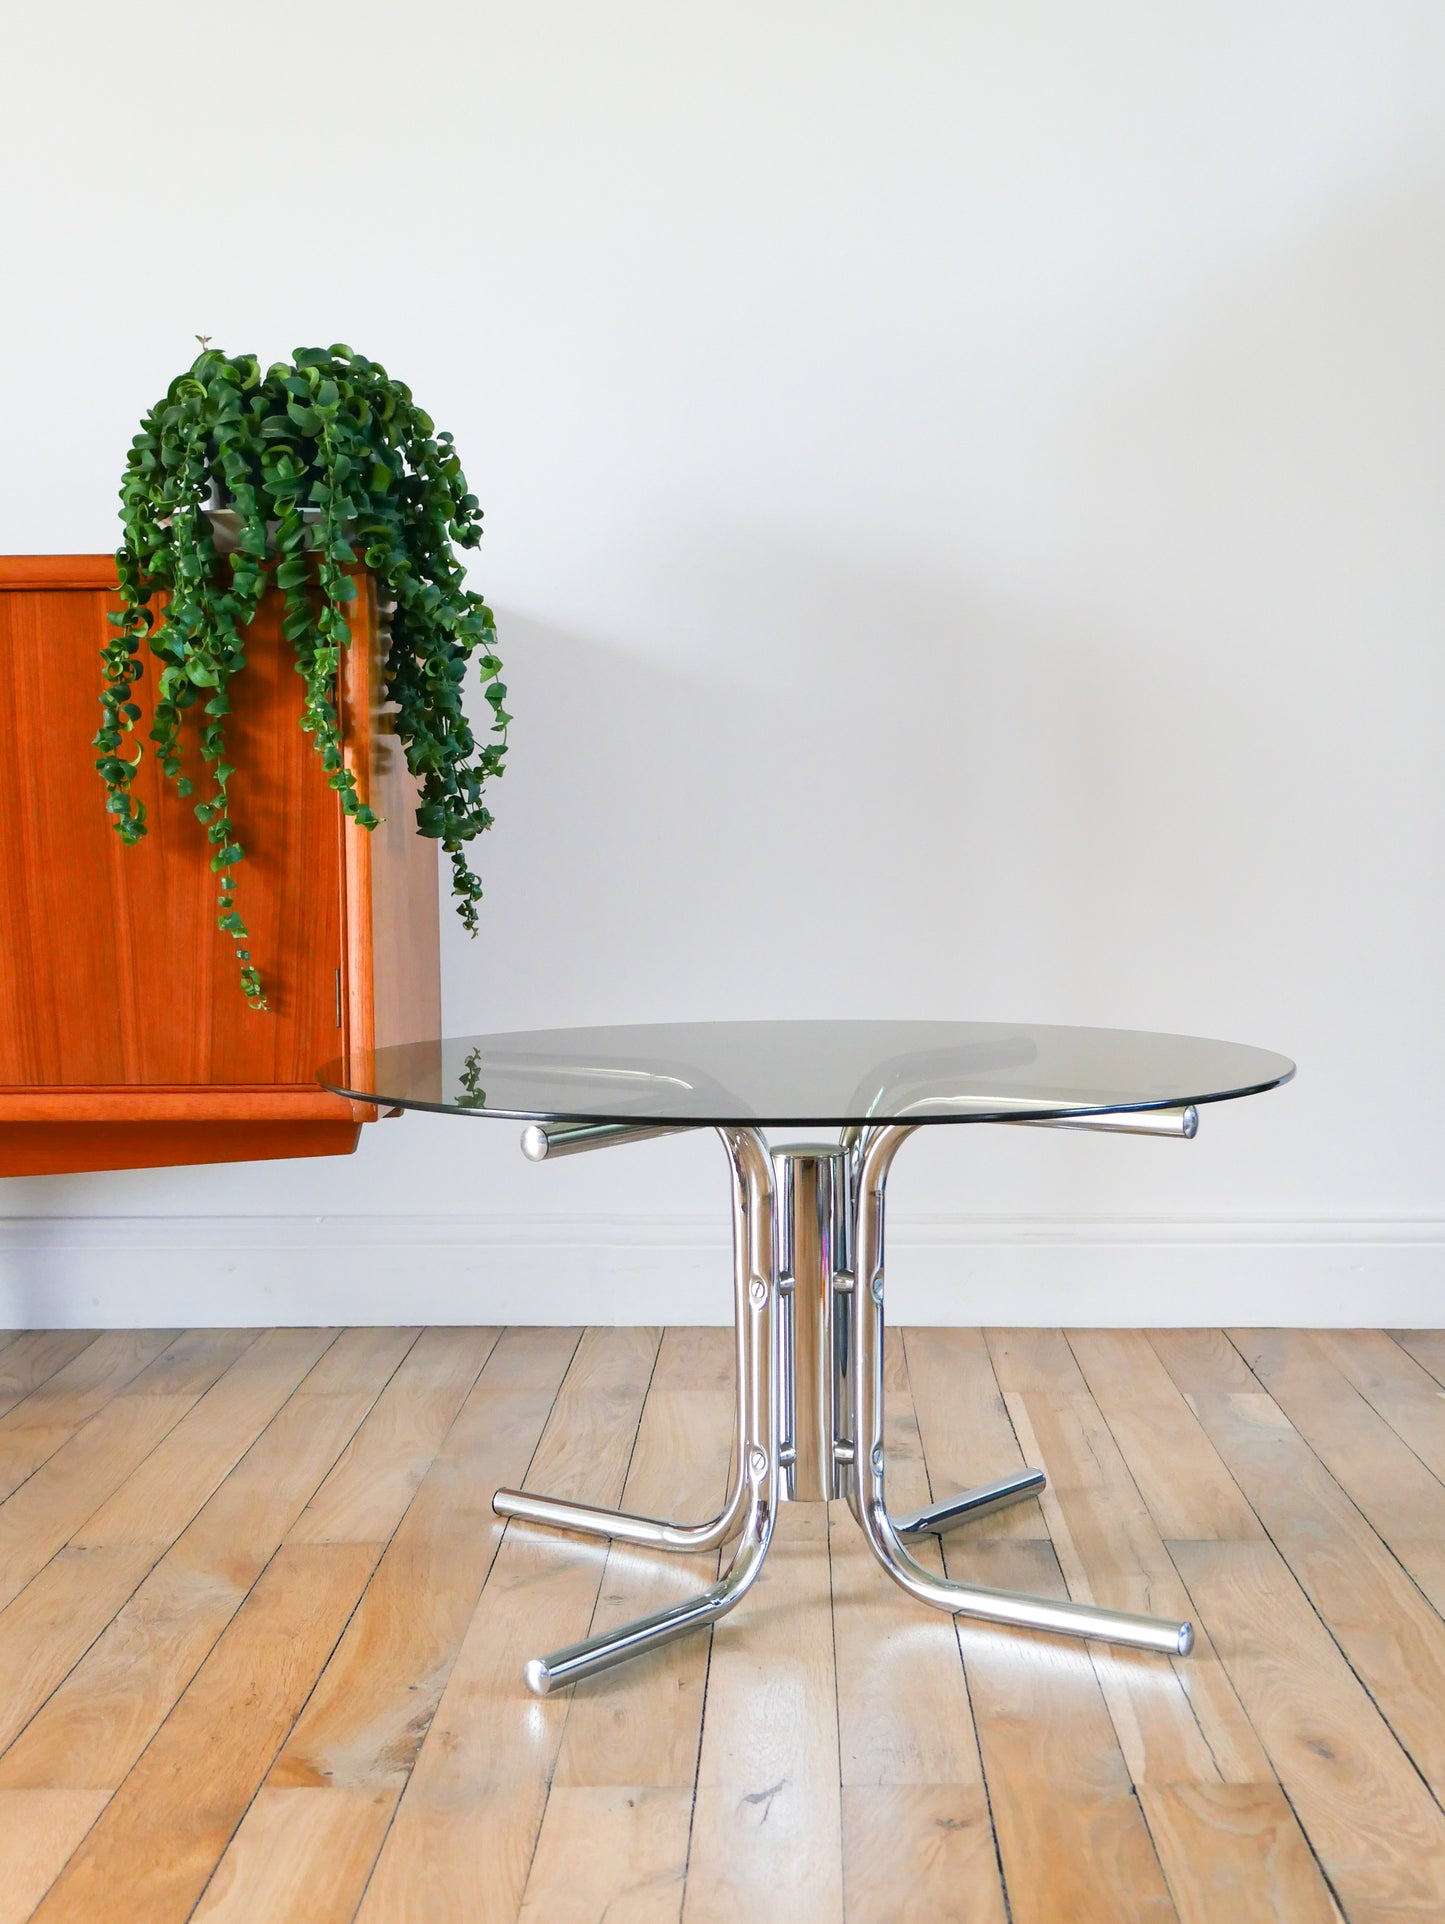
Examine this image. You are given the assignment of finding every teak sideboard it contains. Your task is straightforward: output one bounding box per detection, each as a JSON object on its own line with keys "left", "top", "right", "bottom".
{"left": 0, "top": 555, "right": 440, "bottom": 1175}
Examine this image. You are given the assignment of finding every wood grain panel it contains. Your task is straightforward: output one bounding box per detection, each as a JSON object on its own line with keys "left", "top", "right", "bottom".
{"left": 0, "top": 1121, "right": 360, "bottom": 1173}
{"left": 339, "top": 574, "right": 441, "bottom": 1059}
{"left": 0, "top": 565, "right": 344, "bottom": 1087}
{"left": 0, "top": 555, "right": 441, "bottom": 1173}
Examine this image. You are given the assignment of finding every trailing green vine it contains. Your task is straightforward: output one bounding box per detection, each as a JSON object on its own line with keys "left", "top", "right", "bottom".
{"left": 96, "top": 343, "right": 507, "bottom": 1008}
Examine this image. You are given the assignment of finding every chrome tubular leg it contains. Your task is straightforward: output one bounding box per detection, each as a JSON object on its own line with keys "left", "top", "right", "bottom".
{"left": 522, "top": 1125, "right": 779, "bottom": 1695}
{"left": 849, "top": 1125, "right": 1194, "bottom": 1659}
{"left": 493, "top": 1134, "right": 755, "bottom": 1555}
{"left": 893, "top": 1466, "right": 1047, "bottom": 1537}
{"left": 773, "top": 1143, "right": 850, "bottom": 1502}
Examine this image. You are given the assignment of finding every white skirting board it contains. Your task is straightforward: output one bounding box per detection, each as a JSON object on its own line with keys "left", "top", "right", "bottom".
{"left": 0, "top": 1214, "right": 1441, "bottom": 1329}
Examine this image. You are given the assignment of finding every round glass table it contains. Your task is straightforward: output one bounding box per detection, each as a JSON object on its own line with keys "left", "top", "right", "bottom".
{"left": 322, "top": 1020, "right": 1294, "bottom": 1695}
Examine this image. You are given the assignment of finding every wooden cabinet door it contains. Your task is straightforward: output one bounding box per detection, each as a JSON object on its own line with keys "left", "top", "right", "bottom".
{"left": 0, "top": 556, "right": 437, "bottom": 1173}
{"left": 0, "top": 558, "right": 347, "bottom": 1088}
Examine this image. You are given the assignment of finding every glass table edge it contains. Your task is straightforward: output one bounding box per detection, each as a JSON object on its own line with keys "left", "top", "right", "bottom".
{"left": 316, "top": 1060, "right": 1295, "bottom": 1129}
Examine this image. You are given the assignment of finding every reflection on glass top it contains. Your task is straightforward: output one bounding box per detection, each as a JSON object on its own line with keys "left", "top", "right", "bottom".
{"left": 319, "top": 1021, "right": 1294, "bottom": 1127}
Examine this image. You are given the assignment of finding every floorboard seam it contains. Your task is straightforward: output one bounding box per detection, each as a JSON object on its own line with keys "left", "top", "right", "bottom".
{"left": 513, "top": 1325, "right": 666, "bottom": 1918}
{"left": 344, "top": 1325, "right": 585, "bottom": 1924}
{"left": 925, "top": 1329, "right": 1022, "bottom": 1924}
{"left": 167, "top": 1325, "right": 435, "bottom": 1924}
{"left": 0, "top": 1329, "right": 299, "bottom": 1764}
{"left": 180, "top": 1325, "right": 499, "bottom": 1924}
{"left": 0, "top": 1328, "right": 266, "bottom": 1584}
{"left": 1209, "top": 1333, "right": 1445, "bottom": 1812}
{"left": 9, "top": 1326, "right": 406, "bottom": 1922}
{"left": 0, "top": 1329, "right": 189, "bottom": 1499}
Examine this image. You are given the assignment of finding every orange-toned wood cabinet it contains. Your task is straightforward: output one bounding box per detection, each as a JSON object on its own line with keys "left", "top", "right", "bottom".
{"left": 0, "top": 556, "right": 440, "bottom": 1174}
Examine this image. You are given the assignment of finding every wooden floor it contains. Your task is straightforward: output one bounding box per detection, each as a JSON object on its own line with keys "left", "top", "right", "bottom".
{"left": 1, "top": 1327, "right": 1445, "bottom": 1921}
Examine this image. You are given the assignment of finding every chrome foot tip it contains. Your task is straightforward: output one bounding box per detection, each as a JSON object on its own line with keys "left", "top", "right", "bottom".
{"left": 1177, "top": 1621, "right": 1195, "bottom": 1657}
{"left": 523, "top": 1658, "right": 554, "bottom": 1697}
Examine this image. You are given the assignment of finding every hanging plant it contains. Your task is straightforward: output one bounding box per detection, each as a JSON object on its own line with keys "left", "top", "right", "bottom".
{"left": 95, "top": 342, "right": 508, "bottom": 1008}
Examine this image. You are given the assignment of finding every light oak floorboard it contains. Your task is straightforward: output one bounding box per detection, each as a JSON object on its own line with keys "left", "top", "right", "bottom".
{"left": 0, "top": 1334, "right": 99, "bottom": 1417}
{"left": 553, "top": 1329, "right": 735, "bottom": 1791}
{"left": 831, "top": 1339, "right": 987, "bottom": 1791}
{"left": 841, "top": 1784, "right": 1008, "bottom": 1924}
{"left": 1229, "top": 1327, "right": 1445, "bottom": 1616}
{"left": 0, "top": 1328, "right": 408, "bottom": 1788}
{"left": 517, "top": 1785, "right": 692, "bottom": 1923}
{"left": 902, "top": 1326, "right": 1048, "bottom": 1542}
{"left": 288, "top": 1326, "right": 498, "bottom": 1544}
{"left": 196, "top": 1329, "right": 581, "bottom": 1924}
{"left": 1066, "top": 1329, "right": 1265, "bottom": 1540}
{"left": 274, "top": 1326, "right": 575, "bottom": 1791}
{"left": 0, "top": 1330, "right": 180, "bottom": 1503}
{"left": 1138, "top": 1783, "right": 1343, "bottom": 1924}
{"left": 353, "top": 1325, "right": 657, "bottom": 1924}
{"left": 986, "top": 1326, "right": 1090, "bottom": 1396}
{"left": 684, "top": 1503, "right": 844, "bottom": 1924}
{"left": 191, "top": 1788, "right": 397, "bottom": 1924}
{"left": 1005, "top": 1389, "right": 1266, "bottom": 1787}
{"left": 28, "top": 1542, "right": 381, "bottom": 1924}
{"left": 71, "top": 1328, "right": 337, "bottom": 1549}
{"left": 1183, "top": 1388, "right": 1445, "bottom": 1798}
{"left": 1391, "top": 1328, "right": 1445, "bottom": 1389}
{"left": 1148, "top": 1328, "right": 1260, "bottom": 1398}
{"left": 946, "top": 1537, "right": 1180, "bottom": 1924}
{"left": 0, "top": 1329, "right": 258, "bottom": 1610}
{"left": 5, "top": 1324, "right": 1445, "bottom": 1922}
{"left": 0, "top": 1333, "right": 299, "bottom": 1754}
{"left": 1171, "top": 1537, "right": 1445, "bottom": 1920}
{"left": 0, "top": 1790, "right": 108, "bottom": 1924}
{"left": 1311, "top": 1328, "right": 1445, "bottom": 1485}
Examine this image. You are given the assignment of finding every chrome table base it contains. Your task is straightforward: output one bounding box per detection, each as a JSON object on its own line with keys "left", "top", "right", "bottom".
{"left": 496, "top": 1121, "right": 1195, "bottom": 1696}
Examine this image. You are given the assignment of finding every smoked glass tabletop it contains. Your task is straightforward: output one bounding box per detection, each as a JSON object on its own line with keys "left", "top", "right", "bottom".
{"left": 319, "top": 1021, "right": 1294, "bottom": 1129}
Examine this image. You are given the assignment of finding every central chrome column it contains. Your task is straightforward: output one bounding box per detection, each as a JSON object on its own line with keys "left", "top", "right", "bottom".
{"left": 773, "top": 1142, "right": 851, "bottom": 1502}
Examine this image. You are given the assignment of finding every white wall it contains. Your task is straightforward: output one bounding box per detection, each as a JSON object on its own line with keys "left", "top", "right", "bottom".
{"left": 2, "top": 1, "right": 1442, "bottom": 1326}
